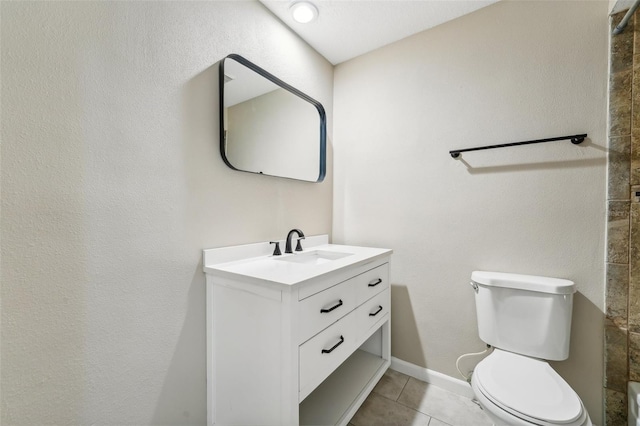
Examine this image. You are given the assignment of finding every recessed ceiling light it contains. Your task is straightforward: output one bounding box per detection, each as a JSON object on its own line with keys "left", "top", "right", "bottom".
{"left": 290, "top": 1, "right": 318, "bottom": 24}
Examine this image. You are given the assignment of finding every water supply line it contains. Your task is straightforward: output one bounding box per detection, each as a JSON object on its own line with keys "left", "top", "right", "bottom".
{"left": 456, "top": 344, "right": 492, "bottom": 382}
{"left": 613, "top": 0, "right": 640, "bottom": 35}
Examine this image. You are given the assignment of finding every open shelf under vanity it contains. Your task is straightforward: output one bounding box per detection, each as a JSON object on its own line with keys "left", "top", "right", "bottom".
{"left": 300, "top": 328, "right": 390, "bottom": 426}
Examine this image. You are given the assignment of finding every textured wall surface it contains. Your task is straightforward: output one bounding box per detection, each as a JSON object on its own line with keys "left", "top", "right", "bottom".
{"left": 333, "top": 1, "right": 608, "bottom": 422}
{"left": 604, "top": 8, "right": 640, "bottom": 426}
{"left": 1, "top": 2, "right": 333, "bottom": 424}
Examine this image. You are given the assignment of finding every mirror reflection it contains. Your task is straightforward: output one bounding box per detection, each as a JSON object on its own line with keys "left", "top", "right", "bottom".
{"left": 220, "top": 54, "right": 326, "bottom": 182}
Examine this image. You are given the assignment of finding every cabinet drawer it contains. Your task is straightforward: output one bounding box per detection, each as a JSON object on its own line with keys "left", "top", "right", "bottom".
{"left": 355, "top": 264, "right": 389, "bottom": 305}
{"left": 356, "top": 288, "right": 390, "bottom": 340}
{"left": 298, "top": 278, "right": 357, "bottom": 343}
{"left": 299, "top": 311, "right": 356, "bottom": 401}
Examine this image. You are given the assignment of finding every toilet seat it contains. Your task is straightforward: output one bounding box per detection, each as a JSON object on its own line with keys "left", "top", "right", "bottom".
{"left": 473, "top": 349, "right": 585, "bottom": 425}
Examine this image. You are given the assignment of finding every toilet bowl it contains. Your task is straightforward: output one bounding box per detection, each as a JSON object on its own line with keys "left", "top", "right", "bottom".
{"left": 471, "top": 349, "right": 591, "bottom": 426}
{"left": 468, "top": 271, "right": 592, "bottom": 426}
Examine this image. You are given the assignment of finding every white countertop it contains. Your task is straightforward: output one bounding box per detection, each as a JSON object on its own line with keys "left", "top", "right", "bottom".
{"left": 203, "top": 235, "right": 392, "bottom": 286}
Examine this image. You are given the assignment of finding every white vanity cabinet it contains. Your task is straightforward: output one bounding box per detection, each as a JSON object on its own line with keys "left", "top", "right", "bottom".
{"left": 203, "top": 236, "right": 392, "bottom": 426}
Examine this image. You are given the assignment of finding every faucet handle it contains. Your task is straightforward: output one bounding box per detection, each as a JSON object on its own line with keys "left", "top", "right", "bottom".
{"left": 295, "top": 237, "right": 305, "bottom": 252}
{"left": 270, "top": 241, "right": 282, "bottom": 256}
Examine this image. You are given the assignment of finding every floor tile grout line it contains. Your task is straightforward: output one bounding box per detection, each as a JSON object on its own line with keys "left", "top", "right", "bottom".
{"left": 353, "top": 391, "right": 434, "bottom": 425}
{"left": 396, "top": 376, "right": 410, "bottom": 402}
{"left": 401, "top": 402, "right": 434, "bottom": 424}
{"left": 365, "top": 373, "right": 488, "bottom": 426}
{"left": 395, "top": 378, "right": 433, "bottom": 417}
{"left": 428, "top": 414, "right": 455, "bottom": 426}
{"left": 393, "top": 385, "right": 484, "bottom": 426}
{"left": 428, "top": 417, "right": 454, "bottom": 426}
{"left": 394, "top": 394, "right": 433, "bottom": 417}
{"left": 371, "top": 388, "right": 407, "bottom": 405}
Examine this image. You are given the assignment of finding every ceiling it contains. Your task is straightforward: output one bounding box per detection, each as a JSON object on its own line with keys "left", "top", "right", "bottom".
{"left": 259, "top": 0, "right": 499, "bottom": 65}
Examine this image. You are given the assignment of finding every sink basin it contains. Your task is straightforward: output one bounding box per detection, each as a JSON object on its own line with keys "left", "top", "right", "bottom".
{"left": 274, "top": 250, "right": 353, "bottom": 265}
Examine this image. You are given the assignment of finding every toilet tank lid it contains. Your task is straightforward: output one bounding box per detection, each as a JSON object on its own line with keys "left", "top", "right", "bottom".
{"left": 471, "top": 271, "right": 575, "bottom": 295}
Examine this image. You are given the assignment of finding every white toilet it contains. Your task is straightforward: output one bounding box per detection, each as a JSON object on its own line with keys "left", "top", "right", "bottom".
{"left": 469, "top": 271, "right": 592, "bottom": 426}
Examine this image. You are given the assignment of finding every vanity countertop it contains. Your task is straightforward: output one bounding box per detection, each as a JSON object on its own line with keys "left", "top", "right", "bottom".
{"left": 203, "top": 235, "right": 392, "bottom": 287}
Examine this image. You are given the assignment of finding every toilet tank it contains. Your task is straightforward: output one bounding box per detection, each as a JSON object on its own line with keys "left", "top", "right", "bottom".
{"left": 471, "top": 271, "right": 576, "bottom": 361}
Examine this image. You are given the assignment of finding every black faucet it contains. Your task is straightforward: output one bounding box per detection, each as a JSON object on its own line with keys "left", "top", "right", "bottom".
{"left": 285, "top": 229, "right": 305, "bottom": 254}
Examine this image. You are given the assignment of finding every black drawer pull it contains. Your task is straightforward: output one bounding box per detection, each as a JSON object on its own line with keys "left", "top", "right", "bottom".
{"left": 368, "top": 278, "right": 383, "bottom": 287}
{"left": 369, "top": 305, "right": 383, "bottom": 317}
{"left": 321, "top": 336, "right": 345, "bottom": 354}
{"left": 320, "top": 299, "right": 343, "bottom": 313}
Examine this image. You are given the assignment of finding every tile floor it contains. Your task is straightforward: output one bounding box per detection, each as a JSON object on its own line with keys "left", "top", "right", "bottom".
{"left": 348, "top": 369, "right": 493, "bottom": 426}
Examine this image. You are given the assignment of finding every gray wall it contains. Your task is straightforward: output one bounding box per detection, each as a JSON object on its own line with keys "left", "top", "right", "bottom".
{"left": 333, "top": 1, "right": 608, "bottom": 422}
{"left": 1, "top": 2, "right": 333, "bottom": 424}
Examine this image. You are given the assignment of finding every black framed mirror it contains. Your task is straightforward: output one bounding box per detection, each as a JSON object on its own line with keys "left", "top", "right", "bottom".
{"left": 219, "top": 54, "right": 326, "bottom": 182}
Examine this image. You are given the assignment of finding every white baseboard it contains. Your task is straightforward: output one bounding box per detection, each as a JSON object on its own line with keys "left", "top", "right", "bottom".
{"left": 390, "top": 357, "right": 475, "bottom": 400}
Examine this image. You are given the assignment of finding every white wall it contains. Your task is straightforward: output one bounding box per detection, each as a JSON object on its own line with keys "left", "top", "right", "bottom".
{"left": 333, "top": 1, "right": 608, "bottom": 422}
{"left": 1, "top": 2, "right": 333, "bottom": 424}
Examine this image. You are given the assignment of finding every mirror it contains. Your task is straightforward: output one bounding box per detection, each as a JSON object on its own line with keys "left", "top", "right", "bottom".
{"left": 219, "top": 54, "right": 326, "bottom": 182}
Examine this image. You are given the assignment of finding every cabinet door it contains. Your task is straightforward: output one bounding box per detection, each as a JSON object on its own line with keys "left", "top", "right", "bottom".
{"left": 299, "top": 311, "right": 357, "bottom": 401}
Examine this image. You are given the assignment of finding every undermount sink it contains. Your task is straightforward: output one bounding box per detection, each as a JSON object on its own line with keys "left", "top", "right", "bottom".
{"left": 274, "top": 249, "right": 353, "bottom": 265}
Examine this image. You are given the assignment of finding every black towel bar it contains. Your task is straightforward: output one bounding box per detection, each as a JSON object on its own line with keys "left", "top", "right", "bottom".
{"left": 449, "top": 134, "right": 587, "bottom": 158}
